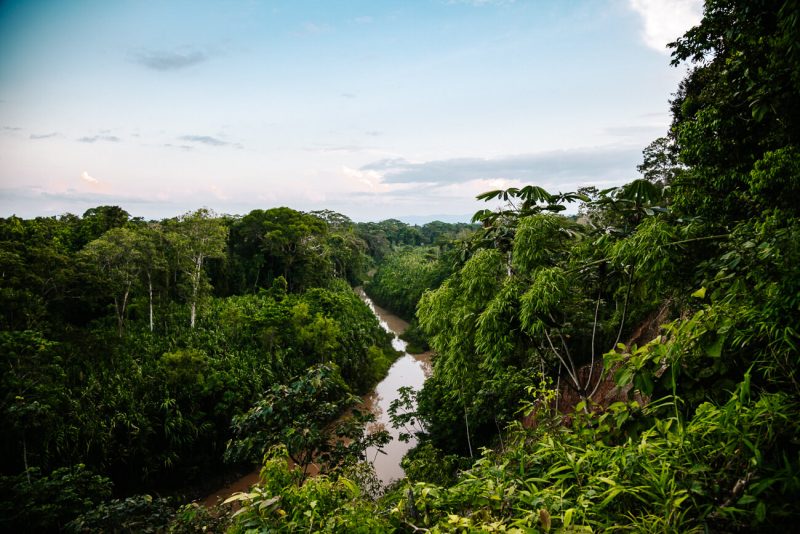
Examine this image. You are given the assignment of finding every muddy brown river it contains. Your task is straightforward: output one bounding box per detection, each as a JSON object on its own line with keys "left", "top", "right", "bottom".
{"left": 203, "top": 289, "right": 430, "bottom": 505}
{"left": 356, "top": 288, "right": 432, "bottom": 485}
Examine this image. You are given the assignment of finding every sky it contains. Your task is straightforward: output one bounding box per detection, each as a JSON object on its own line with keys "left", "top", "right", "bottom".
{"left": 0, "top": 0, "right": 702, "bottom": 223}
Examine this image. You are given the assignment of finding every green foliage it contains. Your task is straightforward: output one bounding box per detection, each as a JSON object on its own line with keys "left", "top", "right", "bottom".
{"left": 226, "top": 364, "right": 390, "bottom": 480}
{"left": 3, "top": 3, "right": 800, "bottom": 530}
{"left": 0, "top": 330, "right": 70, "bottom": 474}
{"left": 669, "top": 0, "right": 800, "bottom": 221}
{"left": 168, "top": 502, "right": 231, "bottom": 533}
{"left": 77, "top": 206, "right": 131, "bottom": 248}
{"left": 400, "top": 7, "right": 800, "bottom": 527}
{"left": 0, "top": 465, "right": 112, "bottom": 533}
{"left": 229, "top": 207, "right": 371, "bottom": 293}
{"left": 68, "top": 494, "right": 175, "bottom": 533}
{"left": 356, "top": 219, "right": 476, "bottom": 262}
{"left": 401, "top": 442, "right": 465, "bottom": 486}
{"left": 386, "top": 380, "right": 799, "bottom": 532}
{"left": 226, "top": 448, "right": 392, "bottom": 533}
{"left": 167, "top": 208, "right": 228, "bottom": 328}
{"left": 638, "top": 136, "right": 681, "bottom": 186}
{"left": 512, "top": 214, "right": 571, "bottom": 272}
{"left": 399, "top": 319, "right": 430, "bottom": 354}
{"left": 366, "top": 246, "right": 451, "bottom": 321}
{"left": 0, "top": 215, "right": 77, "bottom": 330}
{"left": 79, "top": 227, "right": 148, "bottom": 335}
{"left": 749, "top": 146, "right": 800, "bottom": 213}
{"left": 0, "top": 223, "right": 395, "bottom": 528}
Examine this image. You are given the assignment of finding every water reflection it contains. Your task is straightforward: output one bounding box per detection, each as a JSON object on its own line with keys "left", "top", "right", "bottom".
{"left": 356, "top": 289, "right": 431, "bottom": 485}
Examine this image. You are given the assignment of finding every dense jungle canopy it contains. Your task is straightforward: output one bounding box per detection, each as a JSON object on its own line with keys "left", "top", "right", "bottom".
{"left": 1, "top": 0, "right": 799, "bottom": 532}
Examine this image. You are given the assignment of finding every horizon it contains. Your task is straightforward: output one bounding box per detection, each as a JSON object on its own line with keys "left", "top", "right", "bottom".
{"left": 1, "top": 0, "right": 702, "bottom": 221}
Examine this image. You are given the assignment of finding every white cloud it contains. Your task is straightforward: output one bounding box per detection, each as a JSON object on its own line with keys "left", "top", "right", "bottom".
{"left": 341, "top": 166, "right": 384, "bottom": 190}
{"left": 80, "top": 170, "right": 98, "bottom": 184}
{"left": 628, "top": 0, "right": 702, "bottom": 53}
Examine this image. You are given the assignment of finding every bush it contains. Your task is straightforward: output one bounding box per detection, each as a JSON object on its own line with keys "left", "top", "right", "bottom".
{"left": 0, "top": 465, "right": 112, "bottom": 533}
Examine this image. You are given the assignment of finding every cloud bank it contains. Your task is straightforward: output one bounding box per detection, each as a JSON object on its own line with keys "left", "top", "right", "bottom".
{"left": 360, "top": 145, "right": 642, "bottom": 187}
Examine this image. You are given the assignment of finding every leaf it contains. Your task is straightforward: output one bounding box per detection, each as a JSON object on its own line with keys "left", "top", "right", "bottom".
{"left": 339, "top": 478, "right": 359, "bottom": 497}
{"left": 614, "top": 366, "right": 635, "bottom": 387}
{"left": 599, "top": 488, "right": 622, "bottom": 507}
{"left": 634, "top": 372, "right": 655, "bottom": 396}
{"left": 222, "top": 492, "right": 253, "bottom": 504}
{"left": 257, "top": 496, "right": 281, "bottom": 511}
{"left": 755, "top": 501, "right": 767, "bottom": 522}
{"left": 539, "top": 508, "right": 552, "bottom": 532}
{"left": 691, "top": 287, "right": 707, "bottom": 298}
{"left": 704, "top": 334, "right": 725, "bottom": 358}
{"left": 563, "top": 507, "right": 575, "bottom": 527}
{"left": 471, "top": 209, "right": 494, "bottom": 223}
{"left": 476, "top": 190, "right": 504, "bottom": 201}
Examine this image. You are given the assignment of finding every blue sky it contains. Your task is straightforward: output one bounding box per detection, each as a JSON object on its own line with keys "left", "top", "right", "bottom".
{"left": 0, "top": 0, "right": 701, "bottom": 222}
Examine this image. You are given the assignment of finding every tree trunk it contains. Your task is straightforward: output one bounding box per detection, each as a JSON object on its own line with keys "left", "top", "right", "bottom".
{"left": 22, "top": 434, "right": 30, "bottom": 485}
{"left": 121, "top": 286, "right": 130, "bottom": 336}
{"left": 190, "top": 255, "right": 203, "bottom": 328}
{"left": 148, "top": 271, "right": 154, "bottom": 332}
{"left": 114, "top": 296, "right": 123, "bottom": 337}
{"left": 462, "top": 392, "right": 474, "bottom": 458}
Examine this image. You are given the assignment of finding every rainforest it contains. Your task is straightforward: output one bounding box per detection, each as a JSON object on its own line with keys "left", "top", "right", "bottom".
{"left": 2, "top": 0, "right": 800, "bottom": 532}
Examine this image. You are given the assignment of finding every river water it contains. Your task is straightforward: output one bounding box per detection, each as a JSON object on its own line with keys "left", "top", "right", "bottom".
{"left": 203, "top": 289, "right": 430, "bottom": 505}
{"left": 355, "top": 288, "right": 432, "bottom": 485}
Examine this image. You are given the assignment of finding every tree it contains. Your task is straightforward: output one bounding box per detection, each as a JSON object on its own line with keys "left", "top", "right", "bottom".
{"left": 637, "top": 136, "right": 680, "bottom": 186}
{"left": 230, "top": 208, "right": 328, "bottom": 292}
{"left": 0, "top": 331, "right": 70, "bottom": 476}
{"left": 79, "top": 227, "right": 145, "bottom": 336}
{"left": 668, "top": 0, "right": 800, "bottom": 221}
{"left": 169, "top": 209, "right": 228, "bottom": 328}
{"left": 77, "top": 206, "right": 130, "bottom": 248}
{"left": 226, "top": 364, "right": 389, "bottom": 482}
{"left": 132, "top": 224, "right": 167, "bottom": 332}
{"left": 366, "top": 247, "right": 450, "bottom": 321}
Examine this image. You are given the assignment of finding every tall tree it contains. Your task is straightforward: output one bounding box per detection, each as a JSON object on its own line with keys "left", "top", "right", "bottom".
{"left": 230, "top": 208, "right": 328, "bottom": 292}
{"left": 77, "top": 206, "right": 130, "bottom": 248}
{"left": 637, "top": 136, "right": 680, "bottom": 186}
{"left": 132, "top": 224, "right": 167, "bottom": 332}
{"left": 79, "top": 227, "right": 144, "bottom": 336}
{"left": 169, "top": 209, "right": 228, "bottom": 328}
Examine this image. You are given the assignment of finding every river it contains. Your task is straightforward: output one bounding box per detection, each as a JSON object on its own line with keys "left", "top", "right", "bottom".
{"left": 202, "top": 289, "right": 430, "bottom": 505}
{"left": 356, "top": 288, "right": 432, "bottom": 485}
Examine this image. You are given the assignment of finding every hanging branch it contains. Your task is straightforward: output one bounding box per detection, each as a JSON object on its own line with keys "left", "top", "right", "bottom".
{"left": 543, "top": 329, "right": 580, "bottom": 388}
